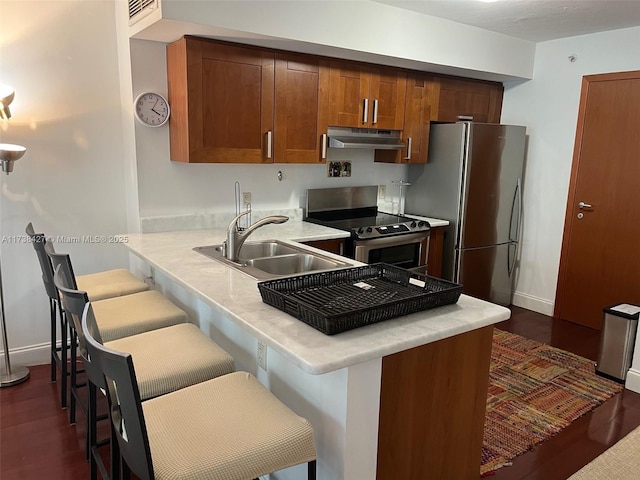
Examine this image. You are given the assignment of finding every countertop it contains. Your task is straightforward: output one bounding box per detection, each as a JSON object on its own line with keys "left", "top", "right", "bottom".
{"left": 121, "top": 219, "right": 508, "bottom": 375}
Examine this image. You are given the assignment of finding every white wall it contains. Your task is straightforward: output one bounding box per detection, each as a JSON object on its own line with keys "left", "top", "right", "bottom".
{"left": 134, "top": 0, "right": 535, "bottom": 82}
{"left": 0, "top": 1, "right": 131, "bottom": 365}
{"left": 501, "top": 26, "right": 640, "bottom": 315}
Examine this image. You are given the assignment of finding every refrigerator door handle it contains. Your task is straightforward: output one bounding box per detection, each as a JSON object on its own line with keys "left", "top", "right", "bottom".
{"left": 507, "top": 242, "right": 518, "bottom": 277}
{"left": 509, "top": 178, "right": 522, "bottom": 242}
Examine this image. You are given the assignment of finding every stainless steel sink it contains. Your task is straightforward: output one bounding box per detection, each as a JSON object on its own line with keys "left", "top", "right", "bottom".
{"left": 193, "top": 240, "right": 352, "bottom": 280}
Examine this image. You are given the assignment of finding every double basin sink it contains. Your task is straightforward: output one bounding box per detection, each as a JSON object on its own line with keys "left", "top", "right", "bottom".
{"left": 193, "top": 240, "right": 353, "bottom": 280}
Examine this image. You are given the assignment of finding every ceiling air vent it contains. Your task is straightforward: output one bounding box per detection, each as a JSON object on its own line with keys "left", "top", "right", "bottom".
{"left": 129, "top": 0, "right": 157, "bottom": 26}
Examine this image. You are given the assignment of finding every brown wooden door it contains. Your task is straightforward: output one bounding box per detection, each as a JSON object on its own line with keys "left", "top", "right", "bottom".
{"left": 274, "top": 53, "right": 329, "bottom": 163}
{"left": 374, "top": 72, "right": 430, "bottom": 165}
{"left": 555, "top": 71, "right": 640, "bottom": 329}
{"left": 167, "top": 37, "right": 274, "bottom": 163}
{"left": 327, "top": 60, "right": 370, "bottom": 128}
{"left": 432, "top": 76, "right": 503, "bottom": 123}
{"left": 368, "top": 66, "right": 406, "bottom": 130}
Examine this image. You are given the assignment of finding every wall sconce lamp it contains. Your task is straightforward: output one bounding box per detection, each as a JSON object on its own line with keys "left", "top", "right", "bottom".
{"left": 0, "top": 85, "right": 15, "bottom": 120}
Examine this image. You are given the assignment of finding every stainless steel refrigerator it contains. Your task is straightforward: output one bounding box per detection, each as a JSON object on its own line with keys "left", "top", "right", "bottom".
{"left": 405, "top": 122, "right": 526, "bottom": 306}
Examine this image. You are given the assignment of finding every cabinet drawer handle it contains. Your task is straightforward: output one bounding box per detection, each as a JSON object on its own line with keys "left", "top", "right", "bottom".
{"left": 404, "top": 137, "right": 412, "bottom": 161}
{"left": 362, "top": 98, "right": 369, "bottom": 124}
{"left": 321, "top": 133, "right": 327, "bottom": 160}
{"left": 372, "top": 99, "right": 378, "bottom": 124}
{"left": 266, "top": 131, "right": 272, "bottom": 159}
{"left": 457, "top": 115, "right": 474, "bottom": 121}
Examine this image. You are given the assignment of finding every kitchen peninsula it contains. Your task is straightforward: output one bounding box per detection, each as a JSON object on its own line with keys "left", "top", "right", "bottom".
{"left": 122, "top": 218, "right": 510, "bottom": 479}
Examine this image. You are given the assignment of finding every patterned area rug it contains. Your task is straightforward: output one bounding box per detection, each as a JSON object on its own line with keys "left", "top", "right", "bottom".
{"left": 481, "top": 329, "right": 624, "bottom": 476}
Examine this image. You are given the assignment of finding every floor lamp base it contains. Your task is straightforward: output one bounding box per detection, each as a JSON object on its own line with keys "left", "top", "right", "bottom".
{"left": 0, "top": 364, "right": 30, "bottom": 387}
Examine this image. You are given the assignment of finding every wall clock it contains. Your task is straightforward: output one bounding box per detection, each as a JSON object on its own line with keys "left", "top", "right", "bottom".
{"left": 133, "top": 92, "right": 170, "bottom": 127}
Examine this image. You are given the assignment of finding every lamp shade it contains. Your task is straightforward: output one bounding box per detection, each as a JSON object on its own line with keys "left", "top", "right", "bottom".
{"left": 0, "top": 143, "right": 26, "bottom": 174}
{"left": 0, "top": 85, "right": 15, "bottom": 120}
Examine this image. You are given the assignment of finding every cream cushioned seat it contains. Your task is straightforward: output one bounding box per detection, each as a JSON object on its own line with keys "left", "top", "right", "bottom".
{"left": 76, "top": 268, "right": 148, "bottom": 301}
{"left": 107, "top": 323, "right": 235, "bottom": 400}
{"left": 143, "top": 371, "right": 316, "bottom": 480}
{"left": 92, "top": 290, "right": 187, "bottom": 342}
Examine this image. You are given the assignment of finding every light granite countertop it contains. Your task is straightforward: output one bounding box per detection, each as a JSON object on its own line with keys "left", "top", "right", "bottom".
{"left": 121, "top": 219, "right": 508, "bottom": 375}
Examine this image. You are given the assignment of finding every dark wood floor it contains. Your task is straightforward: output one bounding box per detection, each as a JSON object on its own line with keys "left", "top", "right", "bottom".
{"left": 2, "top": 306, "right": 640, "bottom": 480}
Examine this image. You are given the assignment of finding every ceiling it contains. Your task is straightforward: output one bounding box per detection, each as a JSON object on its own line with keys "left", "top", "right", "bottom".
{"left": 373, "top": 0, "right": 640, "bottom": 42}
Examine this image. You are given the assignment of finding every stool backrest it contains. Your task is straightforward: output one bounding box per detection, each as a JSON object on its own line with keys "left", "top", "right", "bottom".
{"left": 25, "top": 222, "right": 59, "bottom": 302}
{"left": 52, "top": 264, "right": 104, "bottom": 388}
{"left": 82, "top": 303, "right": 155, "bottom": 480}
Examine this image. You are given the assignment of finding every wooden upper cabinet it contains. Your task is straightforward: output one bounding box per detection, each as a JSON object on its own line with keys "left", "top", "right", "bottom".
{"left": 375, "top": 72, "right": 432, "bottom": 164}
{"left": 327, "top": 60, "right": 406, "bottom": 129}
{"left": 167, "top": 37, "right": 275, "bottom": 163}
{"left": 432, "top": 76, "right": 504, "bottom": 124}
{"left": 274, "top": 53, "right": 329, "bottom": 163}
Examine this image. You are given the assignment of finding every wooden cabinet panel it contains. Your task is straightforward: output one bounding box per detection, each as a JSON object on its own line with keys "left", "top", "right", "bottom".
{"left": 167, "top": 37, "right": 274, "bottom": 163}
{"left": 377, "top": 325, "right": 494, "bottom": 479}
{"left": 301, "top": 238, "right": 345, "bottom": 256}
{"left": 375, "top": 72, "right": 431, "bottom": 164}
{"left": 427, "top": 226, "right": 444, "bottom": 278}
{"left": 327, "top": 60, "right": 406, "bottom": 129}
{"left": 368, "top": 66, "right": 407, "bottom": 130}
{"left": 432, "top": 76, "right": 503, "bottom": 124}
{"left": 327, "top": 60, "right": 370, "bottom": 128}
{"left": 274, "top": 53, "right": 329, "bottom": 163}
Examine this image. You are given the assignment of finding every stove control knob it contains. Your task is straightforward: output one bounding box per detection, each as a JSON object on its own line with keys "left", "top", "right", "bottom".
{"left": 410, "top": 221, "right": 417, "bottom": 228}
{"left": 366, "top": 227, "right": 373, "bottom": 233}
{"left": 418, "top": 221, "right": 427, "bottom": 228}
{"left": 357, "top": 228, "right": 364, "bottom": 235}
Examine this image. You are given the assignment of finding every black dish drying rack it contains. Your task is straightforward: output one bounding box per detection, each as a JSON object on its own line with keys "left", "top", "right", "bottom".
{"left": 257, "top": 263, "right": 463, "bottom": 335}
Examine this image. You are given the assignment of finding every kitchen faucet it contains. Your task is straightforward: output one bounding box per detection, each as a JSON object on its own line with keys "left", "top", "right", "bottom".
{"left": 223, "top": 211, "right": 289, "bottom": 262}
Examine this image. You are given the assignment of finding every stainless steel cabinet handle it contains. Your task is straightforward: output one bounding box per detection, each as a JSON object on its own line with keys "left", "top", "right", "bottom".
{"left": 457, "top": 115, "right": 474, "bottom": 121}
{"left": 321, "top": 133, "right": 327, "bottom": 160}
{"left": 362, "top": 98, "right": 369, "bottom": 124}
{"left": 404, "top": 137, "right": 412, "bottom": 161}
{"left": 372, "top": 99, "right": 378, "bottom": 124}
{"left": 266, "top": 131, "right": 272, "bottom": 159}
{"left": 578, "top": 201, "right": 592, "bottom": 209}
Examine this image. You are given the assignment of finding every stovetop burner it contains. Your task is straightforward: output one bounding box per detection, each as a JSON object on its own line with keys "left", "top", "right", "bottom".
{"left": 306, "top": 210, "right": 430, "bottom": 240}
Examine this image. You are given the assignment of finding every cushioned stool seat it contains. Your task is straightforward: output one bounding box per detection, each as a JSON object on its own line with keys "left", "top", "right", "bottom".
{"left": 140, "top": 371, "right": 316, "bottom": 480}
{"left": 91, "top": 290, "right": 187, "bottom": 342}
{"left": 107, "top": 323, "right": 235, "bottom": 400}
{"left": 76, "top": 269, "right": 148, "bottom": 301}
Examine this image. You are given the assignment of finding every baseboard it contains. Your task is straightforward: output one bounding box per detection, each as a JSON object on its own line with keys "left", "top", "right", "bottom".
{"left": 625, "top": 368, "right": 640, "bottom": 394}
{"left": 0, "top": 341, "right": 51, "bottom": 367}
{"left": 512, "top": 290, "right": 555, "bottom": 317}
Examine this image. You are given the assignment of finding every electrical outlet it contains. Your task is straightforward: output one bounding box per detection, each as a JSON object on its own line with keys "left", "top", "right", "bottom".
{"left": 242, "top": 192, "right": 251, "bottom": 205}
{"left": 257, "top": 340, "right": 267, "bottom": 370}
{"left": 378, "top": 184, "right": 386, "bottom": 199}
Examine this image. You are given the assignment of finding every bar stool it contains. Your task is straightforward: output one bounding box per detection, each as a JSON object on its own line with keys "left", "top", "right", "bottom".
{"left": 46, "top": 244, "right": 187, "bottom": 425}
{"left": 82, "top": 303, "right": 317, "bottom": 480}
{"left": 25, "top": 223, "right": 148, "bottom": 409}
{"left": 54, "top": 267, "right": 236, "bottom": 480}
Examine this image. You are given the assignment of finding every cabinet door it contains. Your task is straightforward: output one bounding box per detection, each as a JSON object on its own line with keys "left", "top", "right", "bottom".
{"left": 167, "top": 37, "right": 274, "bottom": 163}
{"left": 327, "top": 60, "right": 370, "bottom": 128}
{"left": 432, "top": 76, "right": 503, "bottom": 124}
{"left": 375, "top": 72, "right": 430, "bottom": 164}
{"left": 301, "top": 238, "right": 345, "bottom": 256}
{"left": 368, "top": 66, "right": 407, "bottom": 130}
{"left": 274, "top": 53, "right": 329, "bottom": 163}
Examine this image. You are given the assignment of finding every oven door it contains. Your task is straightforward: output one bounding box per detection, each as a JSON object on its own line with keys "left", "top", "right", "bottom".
{"left": 353, "top": 232, "right": 429, "bottom": 271}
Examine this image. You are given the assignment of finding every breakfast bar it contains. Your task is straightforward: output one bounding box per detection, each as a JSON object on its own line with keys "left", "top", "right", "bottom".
{"left": 122, "top": 220, "right": 510, "bottom": 479}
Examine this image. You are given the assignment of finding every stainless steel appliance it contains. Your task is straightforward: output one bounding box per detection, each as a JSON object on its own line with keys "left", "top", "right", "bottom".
{"left": 304, "top": 186, "right": 430, "bottom": 272}
{"left": 405, "top": 122, "right": 526, "bottom": 305}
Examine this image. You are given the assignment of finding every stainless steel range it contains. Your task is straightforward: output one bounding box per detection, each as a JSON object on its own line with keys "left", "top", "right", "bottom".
{"left": 304, "top": 186, "right": 430, "bottom": 272}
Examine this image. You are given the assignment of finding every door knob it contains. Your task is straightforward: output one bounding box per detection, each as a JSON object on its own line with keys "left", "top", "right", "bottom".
{"left": 578, "top": 201, "right": 592, "bottom": 209}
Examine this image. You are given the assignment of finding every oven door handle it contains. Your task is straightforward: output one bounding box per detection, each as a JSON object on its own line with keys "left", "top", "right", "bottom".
{"left": 354, "top": 232, "right": 429, "bottom": 247}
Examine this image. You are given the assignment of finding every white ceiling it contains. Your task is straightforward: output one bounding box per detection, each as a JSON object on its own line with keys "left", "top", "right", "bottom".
{"left": 373, "top": 0, "right": 640, "bottom": 42}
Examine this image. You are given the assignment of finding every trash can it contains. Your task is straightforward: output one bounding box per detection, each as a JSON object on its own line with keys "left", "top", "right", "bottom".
{"left": 596, "top": 304, "right": 640, "bottom": 382}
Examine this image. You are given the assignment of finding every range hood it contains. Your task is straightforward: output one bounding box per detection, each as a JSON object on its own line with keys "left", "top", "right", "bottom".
{"left": 327, "top": 126, "right": 405, "bottom": 150}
